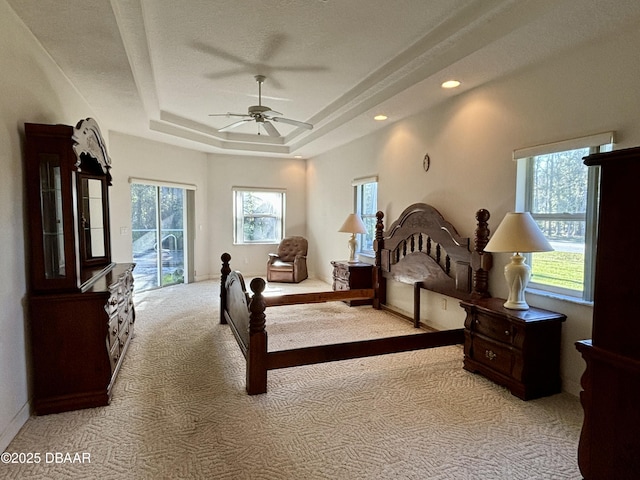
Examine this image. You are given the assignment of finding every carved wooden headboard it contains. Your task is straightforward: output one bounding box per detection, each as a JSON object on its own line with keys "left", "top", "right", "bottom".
{"left": 374, "top": 203, "right": 492, "bottom": 302}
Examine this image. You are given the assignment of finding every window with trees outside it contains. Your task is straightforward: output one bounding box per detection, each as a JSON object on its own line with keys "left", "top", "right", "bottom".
{"left": 234, "top": 188, "right": 285, "bottom": 244}
{"left": 515, "top": 132, "right": 614, "bottom": 301}
{"left": 353, "top": 176, "right": 378, "bottom": 256}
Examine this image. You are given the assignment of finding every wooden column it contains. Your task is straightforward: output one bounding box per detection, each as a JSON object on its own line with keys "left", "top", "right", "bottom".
{"left": 471, "top": 208, "right": 492, "bottom": 299}
{"left": 220, "top": 253, "right": 231, "bottom": 324}
{"left": 373, "top": 210, "right": 386, "bottom": 309}
{"left": 247, "top": 277, "right": 268, "bottom": 395}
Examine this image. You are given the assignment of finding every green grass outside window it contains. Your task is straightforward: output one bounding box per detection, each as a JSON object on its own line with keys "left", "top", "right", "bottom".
{"left": 531, "top": 251, "right": 584, "bottom": 292}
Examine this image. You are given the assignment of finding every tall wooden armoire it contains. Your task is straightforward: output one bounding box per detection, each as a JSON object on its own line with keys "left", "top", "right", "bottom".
{"left": 576, "top": 146, "right": 640, "bottom": 479}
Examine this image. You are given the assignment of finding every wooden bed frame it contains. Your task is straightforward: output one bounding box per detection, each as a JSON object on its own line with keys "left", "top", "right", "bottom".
{"left": 220, "top": 203, "right": 492, "bottom": 394}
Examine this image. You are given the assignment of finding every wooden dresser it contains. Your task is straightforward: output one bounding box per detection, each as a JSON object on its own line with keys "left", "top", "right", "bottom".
{"left": 576, "top": 146, "right": 640, "bottom": 479}
{"left": 29, "top": 264, "right": 135, "bottom": 414}
{"left": 461, "top": 297, "right": 565, "bottom": 400}
{"left": 24, "top": 120, "right": 135, "bottom": 414}
{"left": 331, "top": 261, "right": 373, "bottom": 306}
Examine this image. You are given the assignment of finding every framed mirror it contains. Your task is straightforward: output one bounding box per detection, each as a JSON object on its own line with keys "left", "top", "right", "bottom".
{"left": 77, "top": 172, "right": 111, "bottom": 268}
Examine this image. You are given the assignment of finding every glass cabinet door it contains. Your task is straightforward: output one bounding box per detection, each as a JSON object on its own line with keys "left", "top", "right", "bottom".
{"left": 39, "top": 154, "right": 66, "bottom": 279}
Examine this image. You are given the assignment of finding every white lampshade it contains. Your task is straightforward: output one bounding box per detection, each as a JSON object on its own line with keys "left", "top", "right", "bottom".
{"left": 339, "top": 213, "right": 367, "bottom": 262}
{"left": 484, "top": 212, "right": 553, "bottom": 310}
{"left": 484, "top": 212, "right": 553, "bottom": 253}
{"left": 338, "top": 213, "right": 367, "bottom": 234}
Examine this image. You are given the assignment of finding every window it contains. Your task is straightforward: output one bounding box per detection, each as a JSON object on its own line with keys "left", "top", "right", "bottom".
{"left": 233, "top": 188, "right": 285, "bottom": 244}
{"left": 514, "top": 132, "right": 614, "bottom": 301}
{"left": 353, "top": 176, "right": 378, "bottom": 256}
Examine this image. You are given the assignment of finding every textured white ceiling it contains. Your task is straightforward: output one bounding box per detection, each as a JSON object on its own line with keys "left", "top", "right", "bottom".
{"left": 8, "top": 0, "right": 640, "bottom": 157}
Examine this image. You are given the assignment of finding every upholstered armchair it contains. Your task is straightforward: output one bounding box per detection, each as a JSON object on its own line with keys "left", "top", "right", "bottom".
{"left": 266, "top": 236, "right": 308, "bottom": 283}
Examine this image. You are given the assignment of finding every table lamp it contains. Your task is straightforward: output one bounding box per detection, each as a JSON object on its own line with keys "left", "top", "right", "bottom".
{"left": 338, "top": 213, "right": 367, "bottom": 262}
{"left": 484, "top": 212, "right": 553, "bottom": 310}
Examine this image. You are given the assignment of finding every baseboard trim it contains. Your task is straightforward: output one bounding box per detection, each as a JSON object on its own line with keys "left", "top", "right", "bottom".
{"left": 0, "top": 401, "right": 30, "bottom": 452}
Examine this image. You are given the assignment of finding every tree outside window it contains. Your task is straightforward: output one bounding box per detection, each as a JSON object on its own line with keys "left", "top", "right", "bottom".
{"left": 234, "top": 189, "right": 285, "bottom": 244}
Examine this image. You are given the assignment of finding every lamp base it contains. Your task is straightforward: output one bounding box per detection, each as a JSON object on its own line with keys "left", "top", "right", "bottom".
{"left": 347, "top": 234, "right": 357, "bottom": 263}
{"left": 503, "top": 253, "right": 531, "bottom": 310}
{"left": 503, "top": 299, "right": 530, "bottom": 310}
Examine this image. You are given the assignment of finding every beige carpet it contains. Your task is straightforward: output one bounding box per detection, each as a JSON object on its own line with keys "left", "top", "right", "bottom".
{"left": 2, "top": 279, "right": 583, "bottom": 479}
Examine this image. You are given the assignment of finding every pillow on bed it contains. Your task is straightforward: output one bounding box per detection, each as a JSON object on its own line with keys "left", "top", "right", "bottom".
{"left": 390, "top": 251, "right": 451, "bottom": 285}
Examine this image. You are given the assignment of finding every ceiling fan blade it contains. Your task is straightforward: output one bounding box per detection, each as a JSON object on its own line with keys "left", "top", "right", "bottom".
{"left": 263, "top": 121, "right": 280, "bottom": 137}
{"left": 272, "top": 117, "right": 313, "bottom": 130}
{"left": 218, "top": 118, "right": 253, "bottom": 132}
{"left": 208, "top": 112, "right": 249, "bottom": 118}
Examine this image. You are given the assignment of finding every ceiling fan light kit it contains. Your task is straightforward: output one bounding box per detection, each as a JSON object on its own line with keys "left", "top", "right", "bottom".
{"left": 210, "top": 75, "right": 313, "bottom": 137}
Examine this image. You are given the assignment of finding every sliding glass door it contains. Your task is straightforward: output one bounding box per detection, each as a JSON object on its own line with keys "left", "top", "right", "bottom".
{"left": 131, "top": 183, "right": 186, "bottom": 292}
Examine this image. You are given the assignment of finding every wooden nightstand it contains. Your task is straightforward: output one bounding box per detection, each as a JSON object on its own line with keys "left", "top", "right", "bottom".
{"left": 460, "top": 297, "right": 566, "bottom": 400}
{"left": 331, "top": 261, "right": 373, "bottom": 306}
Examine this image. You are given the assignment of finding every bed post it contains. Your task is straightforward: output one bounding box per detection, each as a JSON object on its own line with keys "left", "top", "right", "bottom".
{"left": 373, "top": 210, "right": 386, "bottom": 309}
{"left": 471, "top": 209, "right": 492, "bottom": 299}
{"left": 220, "top": 253, "right": 231, "bottom": 324}
{"left": 247, "top": 277, "right": 268, "bottom": 395}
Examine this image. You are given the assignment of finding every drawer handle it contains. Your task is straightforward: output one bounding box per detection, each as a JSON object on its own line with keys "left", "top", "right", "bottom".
{"left": 485, "top": 349, "right": 497, "bottom": 361}
{"left": 504, "top": 330, "right": 510, "bottom": 336}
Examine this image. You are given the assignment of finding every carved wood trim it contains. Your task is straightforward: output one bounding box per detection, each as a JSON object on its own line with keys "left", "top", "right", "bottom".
{"left": 72, "top": 118, "right": 112, "bottom": 183}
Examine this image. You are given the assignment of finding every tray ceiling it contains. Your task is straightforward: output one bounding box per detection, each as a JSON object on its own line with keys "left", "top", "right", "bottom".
{"left": 8, "top": 0, "right": 640, "bottom": 157}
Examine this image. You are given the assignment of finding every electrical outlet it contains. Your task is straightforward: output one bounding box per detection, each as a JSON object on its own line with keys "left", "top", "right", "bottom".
{"left": 441, "top": 298, "right": 447, "bottom": 310}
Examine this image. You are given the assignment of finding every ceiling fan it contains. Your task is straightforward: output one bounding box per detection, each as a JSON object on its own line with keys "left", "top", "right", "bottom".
{"left": 209, "top": 75, "right": 313, "bottom": 137}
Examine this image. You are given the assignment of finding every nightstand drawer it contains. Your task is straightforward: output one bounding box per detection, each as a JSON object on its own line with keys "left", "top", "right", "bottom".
{"left": 334, "top": 280, "right": 349, "bottom": 291}
{"left": 472, "top": 312, "right": 512, "bottom": 344}
{"left": 333, "top": 264, "right": 350, "bottom": 282}
{"left": 471, "top": 336, "right": 514, "bottom": 376}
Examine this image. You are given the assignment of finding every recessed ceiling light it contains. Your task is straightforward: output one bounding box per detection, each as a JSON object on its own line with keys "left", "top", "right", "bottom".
{"left": 374, "top": 114, "right": 388, "bottom": 121}
{"left": 441, "top": 80, "right": 461, "bottom": 89}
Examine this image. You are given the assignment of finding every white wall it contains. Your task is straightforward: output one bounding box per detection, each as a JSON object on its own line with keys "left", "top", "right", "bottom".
{"left": 107, "top": 139, "right": 308, "bottom": 282}
{"left": 206, "top": 154, "right": 307, "bottom": 278}
{"left": 0, "top": 0, "right": 101, "bottom": 451}
{"left": 307, "top": 23, "right": 640, "bottom": 396}
{"left": 108, "top": 132, "right": 210, "bottom": 282}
